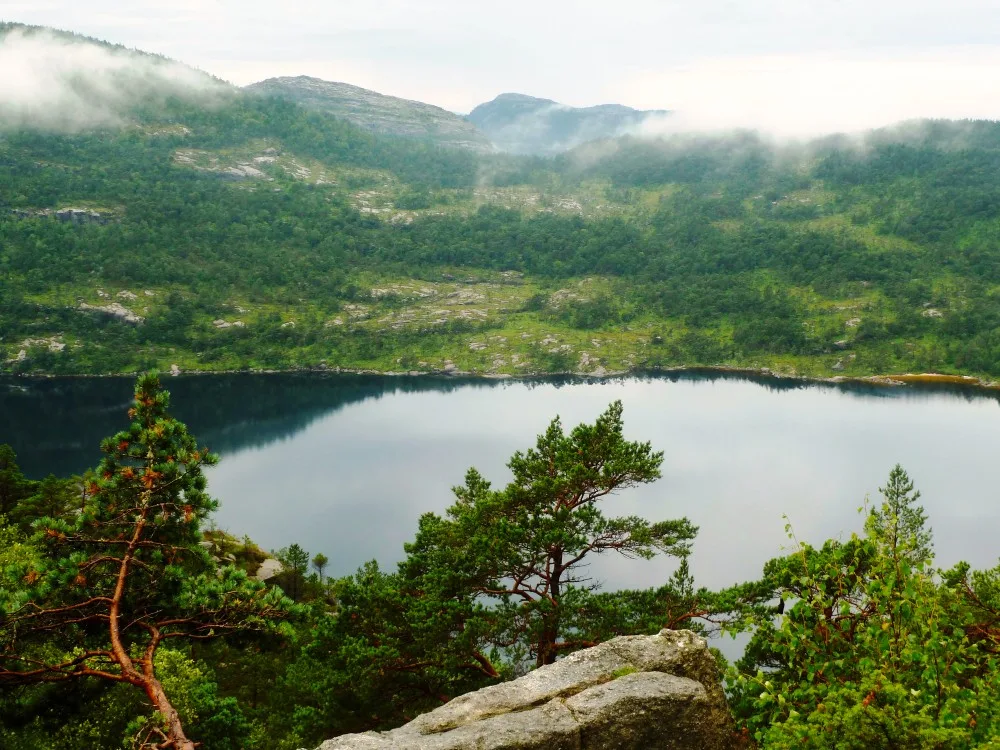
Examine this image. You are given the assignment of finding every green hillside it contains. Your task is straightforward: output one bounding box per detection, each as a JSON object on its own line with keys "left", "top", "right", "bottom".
{"left": 3, "top": 54, "right": 1000, "bottom": 381}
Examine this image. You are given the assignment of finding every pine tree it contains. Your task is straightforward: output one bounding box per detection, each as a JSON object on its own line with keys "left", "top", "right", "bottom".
{"left": 0, "top": 444, "right": 34, "bottom": 517}
{"left": 277, "top": 543, "right": 310, "bottom": 601}
{"left": 0, "top": 374, "right": 295, "bottom": 750}
{"left": 865, "top": 463, "right": 932, "bottom": 565}
{"left": 11, "top": 474, "right": 75, "bottom": 533}
{"left": 733, "top": 471, "right": 1000, "bottom": 747}
{"left": 405, "top": 400, "right": 697, "bottom": 667}
{"left": 312, "top": 553, "right": 329, "bottom": 583}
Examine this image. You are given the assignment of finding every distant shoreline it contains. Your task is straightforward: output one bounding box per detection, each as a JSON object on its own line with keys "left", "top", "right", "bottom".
{"left": 5, "top": 364, "right": 1000, "bottom": 395}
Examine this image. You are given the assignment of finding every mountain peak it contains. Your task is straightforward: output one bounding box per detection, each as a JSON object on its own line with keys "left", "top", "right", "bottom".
{"left": 490, "top": 93, "right": 558, "bottom": 105}
{"left": 467, "top": 93, "right": 670, "bottom": 156}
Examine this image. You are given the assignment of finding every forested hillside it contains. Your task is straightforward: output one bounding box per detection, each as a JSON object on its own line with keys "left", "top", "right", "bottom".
{"left": 3, "top": 27, "right": 1000, "bottom": 382}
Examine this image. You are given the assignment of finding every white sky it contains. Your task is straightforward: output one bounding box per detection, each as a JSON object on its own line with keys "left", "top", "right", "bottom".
{"left": 3, "top": 0, "right": 1000, "bottom": 134}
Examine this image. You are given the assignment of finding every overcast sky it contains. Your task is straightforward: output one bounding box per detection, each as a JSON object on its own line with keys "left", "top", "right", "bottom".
{"left": 3, "top": 0, "right": 1000, "bottom": 134}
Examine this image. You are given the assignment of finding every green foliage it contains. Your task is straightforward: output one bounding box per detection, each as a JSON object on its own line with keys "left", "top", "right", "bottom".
{"left": 0, "top": 679, "right": 145, "bottom": 750}
{"left": 311, "top": 552, "right": 329, "bottom": 581}
{"left": 549, "top": 293, "right": 623, "bottom": 329}
{"left": 9, "top": 474, "right": 77, "bottom": 534}
{"left": 278, "top": 559, "right": 502, "bottom": 740}
{"left": 730, "top": 467, "right": 1000, "bottom": 748}
{"left": 279, "top": 401, "right": 705, "bottom": 739}
{"left": 0, "top": 374, "right": 297, "bottom": 749}
{"left": 7, "top": 362, "right": 1000, "bottom": 747}
{"left": 144, "top": 649, "right": 252, "bottom": 750}
{"left": 275, "top": 543, "right": 311, "bottom": 601}
{"left": 866, "top": 464, "right": 932, "bottom": 566}
{"left": 0, "top": 444, "right": 35, "bottom": 516}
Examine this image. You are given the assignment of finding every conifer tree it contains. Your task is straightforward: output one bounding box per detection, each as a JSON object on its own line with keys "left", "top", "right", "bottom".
{"left": 312, "top": 553, "right": 329, "bottom": 583}
{"left": 0, "top": 444, "right": 34, "bottom": 517}
{"left": 405, "top": 400, "right": 697, "bottom": 667}
{"left": 277, "top": 543, "right": 310, "bottom": 601}
{"left": 0, "top": 374, "right": 295, "bottom": 750}
{"left": 865, "top": 463, "right": 932, "bottom": 566}
{"left": 10, "top": 474, "right": 76, "bottom": 533}
{"left": 732, "top": 467, "right": 1000, "bottom": 747}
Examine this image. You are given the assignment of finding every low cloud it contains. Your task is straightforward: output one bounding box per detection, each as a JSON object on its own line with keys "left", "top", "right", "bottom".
{"left": 0, "top": 27, "right": 232, "bottom": 132}
{"left": 623, "top": 49, "right": 1000, "bottom": 138}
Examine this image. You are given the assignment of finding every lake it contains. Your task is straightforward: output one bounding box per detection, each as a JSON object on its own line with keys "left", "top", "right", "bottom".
{"left": 3, "top": 372, "right": 1000, "bottom": 597}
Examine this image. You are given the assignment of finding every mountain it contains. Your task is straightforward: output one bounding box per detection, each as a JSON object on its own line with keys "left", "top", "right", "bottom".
{"left": 467, "top": 93, "right": 669, "bottom": 155}
{"left": 245, "top": 76, "right": 494, "bottom": 152}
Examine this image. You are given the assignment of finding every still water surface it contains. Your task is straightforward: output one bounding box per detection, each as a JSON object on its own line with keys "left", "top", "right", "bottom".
{"left": 3, "top": 372, "right": 1000, "bottom": 594}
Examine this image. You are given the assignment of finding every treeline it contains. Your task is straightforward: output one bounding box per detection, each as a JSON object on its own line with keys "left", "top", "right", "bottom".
{"left": 4, "top": 377, "right": 1000, "bottom": 748}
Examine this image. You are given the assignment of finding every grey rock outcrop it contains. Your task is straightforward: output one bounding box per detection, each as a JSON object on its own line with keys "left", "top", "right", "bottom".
{"left": 317, "top": 629, "right": 736, "bottom": 750}
{"left": 255, "top": 558, "right": 283, "bottom": 581}
{"left": 55, "top": 208, "right": 110, "bottom": 225}
{"left": 78, "top": 301, "right": 144, "bottom": 324}
{"left": 12, "top": 207, "right": 112, "bottom": 225}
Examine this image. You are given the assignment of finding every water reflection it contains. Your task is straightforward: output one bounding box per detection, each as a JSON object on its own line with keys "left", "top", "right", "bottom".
{"left": 0, "top": 373, "right": 501, "bottom": 477}
{"left": 3, "top": 372, "right": 1000, "bottom": 604}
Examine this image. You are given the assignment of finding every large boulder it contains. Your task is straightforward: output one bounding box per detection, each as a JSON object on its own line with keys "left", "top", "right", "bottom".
{"left": 316, "top": 629, "right": 737, "bottom": 750}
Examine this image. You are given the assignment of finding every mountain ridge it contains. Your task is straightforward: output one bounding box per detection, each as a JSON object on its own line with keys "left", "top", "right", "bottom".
{"left": 244, "top": 76, "right": 494, "bottom": 152}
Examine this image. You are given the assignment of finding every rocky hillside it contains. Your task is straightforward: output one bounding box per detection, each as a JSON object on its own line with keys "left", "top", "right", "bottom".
{"left": 467, "top": 93, "right": 669, "bottom": 155}
{"left": 244, "top": 76, "right": 494, "bottom": 152}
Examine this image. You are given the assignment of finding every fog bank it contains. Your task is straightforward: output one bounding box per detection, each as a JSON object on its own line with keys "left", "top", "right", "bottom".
{"left": 0, "top": 28, "right": 231, "bottom": 131}
{"left": 621, "top": 50, "right": 1000, "bottom": 139}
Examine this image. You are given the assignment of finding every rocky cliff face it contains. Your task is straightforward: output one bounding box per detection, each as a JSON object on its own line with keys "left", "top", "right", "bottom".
{"left": 316, "top": 629, "right": 737, "bottom": 750}
{"left": 467, "top": 93, "right": 670, "bottom": 156}
{"left": 245, "top": 77, "right": 494, "bottom": 152}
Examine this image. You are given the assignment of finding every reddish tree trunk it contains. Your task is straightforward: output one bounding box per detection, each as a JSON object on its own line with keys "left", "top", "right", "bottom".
{"left": 145, "top": 675, "right": 195, "bottom": 750}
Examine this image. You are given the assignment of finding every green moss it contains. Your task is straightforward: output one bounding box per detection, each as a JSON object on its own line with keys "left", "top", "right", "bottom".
{"left": 611, "top": 666, "right": 638, "bottom": 679}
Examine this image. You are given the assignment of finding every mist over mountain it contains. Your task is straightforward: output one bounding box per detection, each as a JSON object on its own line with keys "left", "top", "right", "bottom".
{"left": 242, "top": 80, "right": 673, "bottom": 157}
{"left": 244, "top": 76, "right": 494, "bottom": 152}
{"left": 0, "top": 23, "right": 232, "bottom": 132}
{"left": 467, "top": 93, "right": 670, "bottom": 156}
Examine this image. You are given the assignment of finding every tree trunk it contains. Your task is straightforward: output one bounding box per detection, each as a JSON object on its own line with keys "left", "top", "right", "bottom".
{"left": 145, "top": 674, "right": 195, "bottom": 750}
{"left": 537, "top": 618, "right": 559, "bottom": 666}
{"left": 537, "top": 551, "right": 563, "bottom": 667}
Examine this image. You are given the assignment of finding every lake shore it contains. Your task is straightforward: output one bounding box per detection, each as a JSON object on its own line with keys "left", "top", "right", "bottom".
{"left": 5, "top": 362, "right": 1000, "bottom": 395}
